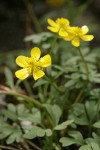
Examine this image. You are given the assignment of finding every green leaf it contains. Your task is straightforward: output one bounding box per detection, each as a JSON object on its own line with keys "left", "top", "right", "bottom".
{"left": 0, "top": 133, "right": 10, "bottom": 139}
{"left": 73, "top": 115, "right": 89, "bottom": 125}
{"left": 53, "top": 143, "right": 60, "bottom": 150}
{"left": 4, "top": 67, "right": 14, "bottom": 89}
{"left": 79, "top": 145, "right": 92, "bottom": 150}
{"left": 33, "top": 78, "right": 48, "bottom": 88}
{"left": 2, "top": 104, "right": 17, "bottom": 121}
{"left": 60, "top": 130, "right": 84, "bottom": 147}
{"left": 24, "top": 32, "right": 53, "bottom": 44}
{"left": 6, "top": 54, "right": 16, "bottom": 69}
{"left": 89, "top": 73, "right": 100, "bottom": 83}
{"left": 42, "top": 43, "right": 51, "bottom": 49}
{"left": 31, "top": 108, "right": 41, "bottom": 124}
{"left": 65, "top": 79, "right": 77, "bottom": 88}
{"left": 2, "top": 110, "right": 17, "bottom": 121}
{"left": 36, "top": 127, "right": 45, "bottom": 137}
{"left": 69, "top": 103, "right": 89, "bottom": 125}
{"left": 24, "top": 126, "right": 52, "bottom": 139}
{"left": 54, "top": 120, "right": 74, "bottom": 130}
{"left": 44, "top": 104, "right": 62, "bottom": 125}
{"left": 89, "top": 143, "right": 100, "bottom": 150}
{"left": 85, "top": 132, "right": 100, "bottom": 147}
{"left": 7, "top": 134, "right": 16, "bottom": 144}
{"left": 79, "top": 143, "right": 100, "bottom": 150}
{"left": 45, "top": 129, "right": 52, "bottom": 136}
{"left": 85, "top": 101, "right": 97, "bottom": 121}
{"left": 92, "top": 132, "right": 100, "bottom": 140}
{"left": 8, "top": 104, "right": 16, "bottom": 113}
{"left": 59, "top": 137, "right": 77, "bottom": 147}
{"left": 90, "top": 89, "right": 100, "bottom": 99}
{"left": 68, "top": 131, "right": 83, "bottom": 144}
{"left": 18, "top": 107, "right": 41, "bottom": 124}
{"left": 0, "top": 122, "right": 13, "bottom": 140}
{"left": 0, "top": 120, "right": 22, "bottom": 144}
{"left": 17, "top": 104, "right": 26, "bottom": 116}
{"left": 6, "top": 129, "right": 22, "bottom": 144}
{"left": 93, "top": 121, "right": 100, "bottom": 128}
{"left": 24, "top": 127, "right": 37, "bottom": 139}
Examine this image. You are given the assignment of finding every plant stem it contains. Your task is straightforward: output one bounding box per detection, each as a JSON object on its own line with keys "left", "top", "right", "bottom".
{"left": 0, "top": 145, "right": 18, "bottom": 150}
{"left": 75, "top": 87, "right": 84, "bottom": 103}
{"left": 23, "top": 0, "right": 42, "bottom": 33}
{"left": 23, "top": 80, "right": 33, "bottom": 96}
{"left": 21, "top": 139, "right": 30, "bottom": 150}
{"left": 26, "top": 140, "right": 42, "bottom": 150}
{"left": 84, "top": 104, "right": 92, "bottom": 136}
{"left": 15, "top": 79, "right": 33, "bottom": 96}
{"left": 44, "top": 75, "right": 62, "bottom": 93}
{"left": 0, "top": 90, "right": 44, "bottom": 109}
{"left": 96, "top": 93, "right": 100, "bottom": 120}
{"left": 75, "top": 47, "right": 89, "bottom": 103}
{"left": 50, "top": 35, "right": 58, "bottom": 54}
{"left": 78, "top": 47, "right": 89, "bottom": 82}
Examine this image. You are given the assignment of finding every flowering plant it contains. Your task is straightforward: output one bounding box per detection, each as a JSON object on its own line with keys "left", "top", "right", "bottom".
{"left": 15, "top": 47, "right": 51, "bottom": 80}
{"left": 0, "top": 10, "right": 100, "bottom": 150}
{"left": 47, "top": 18, "right": 94, "bottom": 47}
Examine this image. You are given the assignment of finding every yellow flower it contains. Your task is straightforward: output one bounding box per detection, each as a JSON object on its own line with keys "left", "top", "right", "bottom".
{"left": 47, "top": 18, "right": 70, "bottom": 37}
{"left": 63, "top": 25, "right": 94, "bottom": 47}
{"left": 15, "top": 47, "right": 51, "bottom": 80}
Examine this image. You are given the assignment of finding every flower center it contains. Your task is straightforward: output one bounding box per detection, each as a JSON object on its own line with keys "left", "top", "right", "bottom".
{"left": 27, "top": 58, "right": 41, "bottom": 74}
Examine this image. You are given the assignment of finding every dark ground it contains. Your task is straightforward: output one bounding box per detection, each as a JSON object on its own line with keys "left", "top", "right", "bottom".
{"left": 0, "top": 0, "right": 100, "bottom": 51}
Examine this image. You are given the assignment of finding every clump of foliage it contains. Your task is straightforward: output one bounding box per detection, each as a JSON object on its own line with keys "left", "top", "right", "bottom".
{"left": 0, "top": 6, "right": 100, "bottom": 150}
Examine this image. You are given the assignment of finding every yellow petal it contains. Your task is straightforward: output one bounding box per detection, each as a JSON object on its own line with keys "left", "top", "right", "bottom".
{"left": 37, "top": 55, "right": 51, "bottom": 67}
{"left": 47, "top": 26, "right": 58, "bottom": 32}
{"left": 57, "top": 18, "right": 70, "bottom": 26}
{"left": 16, "top": 56, "right": 29, "bottom": 67}
{"left": 59, "top": 28, "right": 68, "bottom": 37}
{"left": 31, "top": 47, "right": 41, "bottom": 61}
{"left": 72, "top": 37, "right": 80, "bottom": 47}
{"left": 81, "top": 25, "right": 89, "bottom": 34}
{"left": 33, "top": 70, "right": 45, "bottom": 80}
{"left": 63, "top": 30, "right": 74, "bottom": 41}
{"left": 15, "top": 68, "right": 30, "bottom": 80}
{"left": 81, "top": 35, "right": 94, "bottom": 41}
{"left": 47, "top": 18, "right": 57, "bottom": 27}
{"left": 63, "top": 33, "right": 74, "bottom": 41}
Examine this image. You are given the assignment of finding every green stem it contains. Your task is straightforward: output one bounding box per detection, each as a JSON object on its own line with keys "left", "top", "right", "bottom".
{"left": 75, "top": 47, "right": 89, "bottom": 103}
{"left": 23, "top": 0, "right": 42, "bottom": 33}
{"left": 44, "top": 75, "right": 62, "bottom": 93}
{"left": 15, "top": 79, "right": 33, "bottom": 96}
{"left": 50, "top": 35, "right": 58, "bottom": 54}
{"left": 49, "top": 136, "right": 53, "bottom": 150}
{"left": 88, "top": 124, "right": 92, "bottom": 137}
{"left": 78, "top": 47, "right": 89, "bottom": 81}
{"left": 0, "top": 90, "right": 44, "bottom": 109}
{"left": 44, "top": 83, "right": 49, "bottom": 98}
{"left": 75, "top": 87, "right": 84, "bottom": 103}
{"left": 23, "top": 80, "right": 33, "bottom": 96}
{"left": 96, "top": 93, "right": 100, "bottom": 120}
{"left": 84, "top": 104, "right": 92, "bottom": 136}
